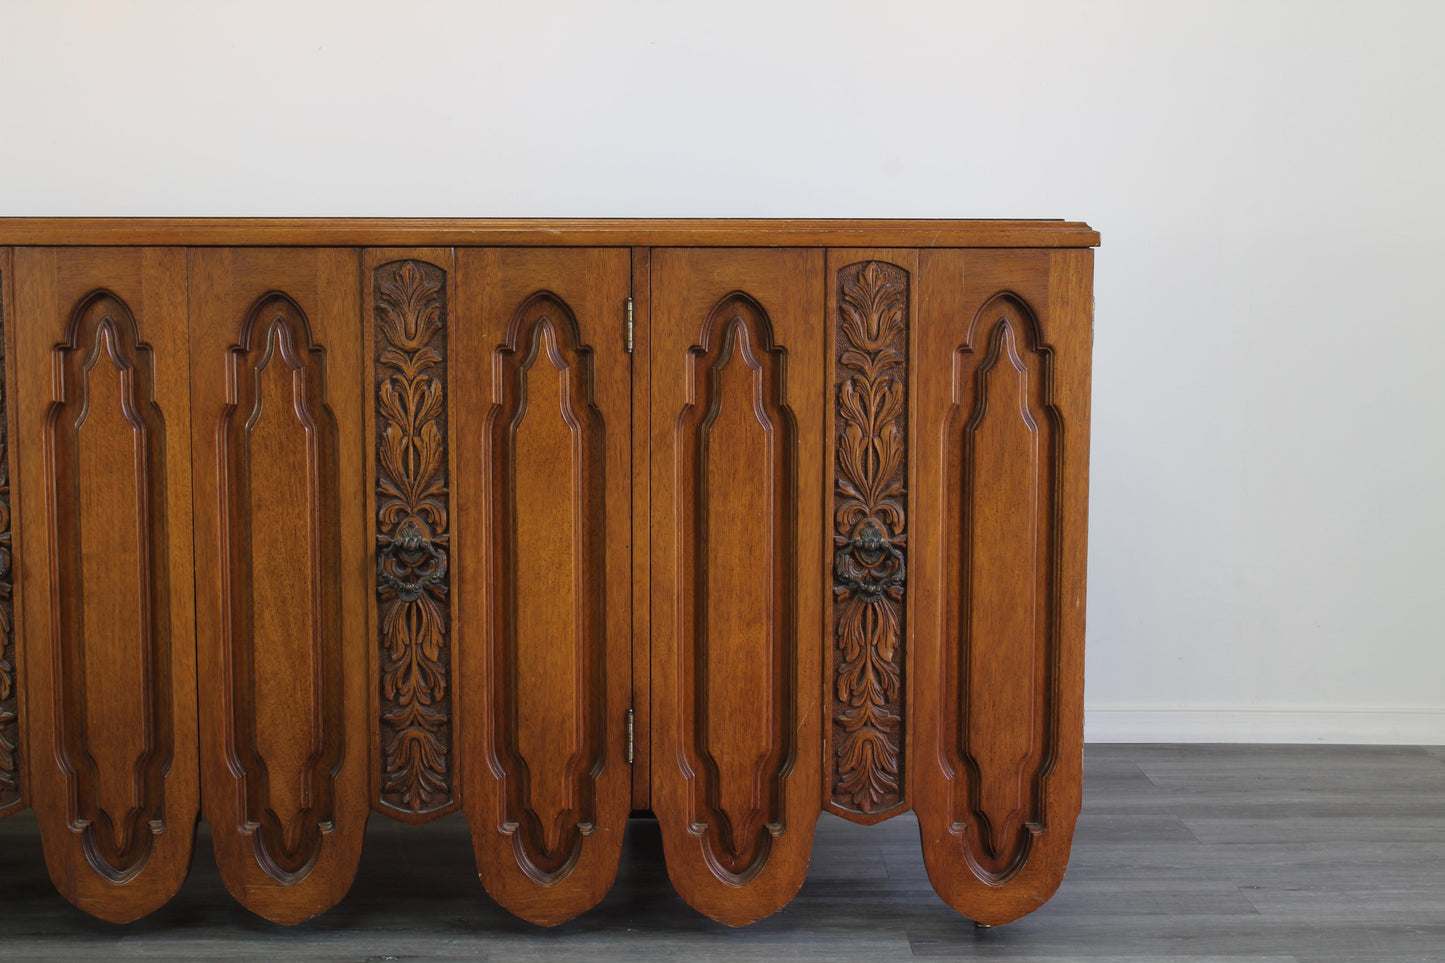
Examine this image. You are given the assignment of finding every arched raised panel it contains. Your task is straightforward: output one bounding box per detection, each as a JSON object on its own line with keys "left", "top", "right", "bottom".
{"left": 675, "top": 294, "right": 795, "bottom": 882}
{"left": 943, "top": 297, "right": 1059, "bottom": 882}
{"left": 486, "top": 293, "right": 605, "bottom": 883}
{"left": 454, "top": 248, "right": 633, "bottom": 926}
{"left": 217, "top": 292, "right": 344, "bottom": 883}
{"left": 47, "top": 291, "right": 174, "bottom": 882}
{"left": 650, "top": 248, "right": 824, "bottom": 927}
{"left": 913, "top": 249, "right": 1091, "bottom": 927}
{"left": 189, "top": 247, "right": 367, "bottom": 925}
{"left": 12, "top": 247, "right": 198, "bottom": 922}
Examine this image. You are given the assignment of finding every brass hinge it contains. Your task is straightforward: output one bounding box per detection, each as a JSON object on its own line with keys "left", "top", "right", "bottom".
{"left": 625, "top": 296, "right": 634, "bottom": 354}
{"left": 626, "top": 707, "right": 635, "bottom": 764}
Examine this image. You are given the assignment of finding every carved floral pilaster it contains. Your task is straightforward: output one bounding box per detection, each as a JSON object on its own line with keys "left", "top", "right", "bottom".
{"left": 832, "top": 261, "right": 908, "bottom": 816}
{"left": 374, "top": 260, "right": 452, "bottom": 816}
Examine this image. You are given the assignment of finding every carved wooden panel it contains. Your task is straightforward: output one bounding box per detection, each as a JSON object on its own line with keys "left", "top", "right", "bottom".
{"left": 489, "top": 294, "right": 605, "bottom": 882}
{"left": 825, "top": 252, "right": 915, "bottom": 823}
{"left": 650, "top": 248, "right": 824, "bottom": 926}
{"left": 189, "top": 249, "right": 368, "bottom": 924}
{"left": 947, "top": 296, "right": 1054, "bottom": 878}
{"left": 48, "top": 289, "right": 175, "bottom": 881}
{"left": 455, "top": 249, "right": 633, "bottom": 925}
{"left": 368, "top": 254, "right": 454, "bottom": 821}
{"left": 912, "top": 249, "right": 1091, "bottom": 926}
{"left": 219, "top": 292, "right": 344, "bottom": 883}
{"left": 682, "top": 292, "right": 796, "bottom": 882}
{"left": 11, "top": 247, "right": 198, "bottom": 921}
{"left": 0, "top": 250, "right": 17, "bottom": 818}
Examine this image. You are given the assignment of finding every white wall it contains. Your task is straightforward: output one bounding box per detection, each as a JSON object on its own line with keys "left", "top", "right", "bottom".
{"left": 3, "top": 0, "right": 1443, "bottom": 742}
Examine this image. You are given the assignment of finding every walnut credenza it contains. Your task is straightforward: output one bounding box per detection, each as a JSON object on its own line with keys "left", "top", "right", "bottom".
{"left": 0, "top": 219, "right": 1096, "bottom": 927}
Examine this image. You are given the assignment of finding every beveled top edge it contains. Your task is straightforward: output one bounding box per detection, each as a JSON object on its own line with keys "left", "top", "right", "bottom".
{"left": 0, "top": 218, "right": 1100, "bottom": 248}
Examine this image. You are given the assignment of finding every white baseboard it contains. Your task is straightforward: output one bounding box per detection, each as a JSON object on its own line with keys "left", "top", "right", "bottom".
{"left": 1084, "top": 706, "right": 1445, "bottom": 745}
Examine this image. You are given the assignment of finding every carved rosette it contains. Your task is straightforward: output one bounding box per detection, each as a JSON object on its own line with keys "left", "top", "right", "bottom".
{"left": 832, "top": 261, "right": 908, "bottom": 815}
{"left": 375, "top": 260, "right": 452, "bottom": 816}
{"left": 0, "top": 268, "right": 16, "bottom": 813}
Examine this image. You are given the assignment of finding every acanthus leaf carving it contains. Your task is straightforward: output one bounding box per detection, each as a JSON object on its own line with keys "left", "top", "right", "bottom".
{"left": 374, "top": 260, "right": 453, "bottom": 816}
{"left": 831, "top": 261, "right": 909, "bottom": 816}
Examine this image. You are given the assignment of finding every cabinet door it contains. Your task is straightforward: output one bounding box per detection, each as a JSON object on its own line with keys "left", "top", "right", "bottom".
{"left": 911, "top": 249, "right": 1092, "bottom": 926}
{"left": 649, "top": 248, "right": 825, "bottom": 925}
{"left": 454, "top": 248, "right": 633, "bottom": 925}
{"left": 11, "top": 247, "right": 199, "bottom": 921}
{"left": 188, "top": 249, "right": 369, "bottom": 924}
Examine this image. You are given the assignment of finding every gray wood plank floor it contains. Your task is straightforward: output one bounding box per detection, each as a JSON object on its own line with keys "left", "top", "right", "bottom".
{"left": 2, "top": 745, "right": 1443, "bottom": 961}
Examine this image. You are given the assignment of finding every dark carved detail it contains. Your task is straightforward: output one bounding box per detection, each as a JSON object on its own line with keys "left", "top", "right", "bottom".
{"left": 378, "top": 519, "right": 448, "bottom": 603}
{"left": 0, "top": 266, "right": 16, "bottom": 814}
{"left": 832, "top": 261, "right": 908, "bottom": 815}
{"left": 374, "top": 261, "right": 452, "bottom": 816}
{"left": 835, "top": 519, "right": 905, "bottom": 601}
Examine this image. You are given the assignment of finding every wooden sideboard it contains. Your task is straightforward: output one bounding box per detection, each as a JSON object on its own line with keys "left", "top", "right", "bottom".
{"left": 0, "top": 219, "right": 1097, "bottom": 927}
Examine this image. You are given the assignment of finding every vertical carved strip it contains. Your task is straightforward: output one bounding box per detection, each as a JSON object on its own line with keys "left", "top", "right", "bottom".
{"left": 0, "top": 262, "right": 17, "bottom": 815}
{"left": 831, "top": 261, "right": 908, "bottom": 817}
{"left": 373, "top": 261, "right": 452, "bottom": 817}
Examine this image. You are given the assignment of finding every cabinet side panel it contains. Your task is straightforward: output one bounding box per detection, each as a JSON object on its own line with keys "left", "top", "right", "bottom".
{"left": 0, "top": 248, "right": 18, "bottom": 818}
{"left": 455, "top": 248, "right": 633, "bottom": 925}
{"left": 12, "top": 247, "right": 198, "bottom": 921}
{"left": 365, "top": 249, "right": 457, "bottom": 823}
{"left": 912, "top": 249, "right": 1090, "bottom": 925}
{"left": 650, "top": 248, "right": 824, "bottom": 926}
{"left": 190, "top": 248, "right": 368, "bottom": 925}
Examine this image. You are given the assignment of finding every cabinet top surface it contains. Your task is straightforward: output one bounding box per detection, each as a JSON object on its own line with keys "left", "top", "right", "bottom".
{"left": 0, "top": 217, "right": 1099, "bottom": 248}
